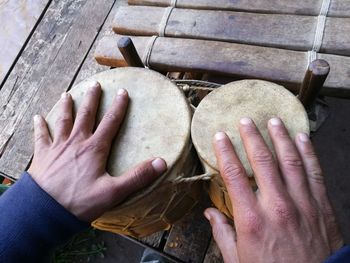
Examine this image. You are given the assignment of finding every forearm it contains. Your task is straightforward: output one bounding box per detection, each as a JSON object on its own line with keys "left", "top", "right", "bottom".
{"left": 0, "top": 172, "right": 87, "bottom": 262}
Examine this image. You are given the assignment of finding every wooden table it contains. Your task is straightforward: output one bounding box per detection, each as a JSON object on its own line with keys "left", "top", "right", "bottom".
{"left": 0, "top": 0, "right": 221, "bottom": 262}
{"left": 2, "top": 1, "right": 350, "bottom": 262}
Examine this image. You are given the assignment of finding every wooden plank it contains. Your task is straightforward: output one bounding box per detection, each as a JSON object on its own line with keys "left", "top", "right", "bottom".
{"left": 128, "top": 0, "right": 350, "bottom": 18}
{"left": 0, "top": 0, "right": 51, "bottom": 85}
{"left": 0, "top": 0, "right": 115, "bottom": 180}
{"left": 113, "top": 6, "right": 350, "bottom": 56}
{"left": 94, "top": 35, "right": 350, "bottom": 98}
{"left": 163, "top": 194, "right": 212, "bottom": 263}
{"left": 72, "top": 0, "right": 130, "bottom": 85}
{"left": 203, "top": 238, "right": 223, "bottom": 263}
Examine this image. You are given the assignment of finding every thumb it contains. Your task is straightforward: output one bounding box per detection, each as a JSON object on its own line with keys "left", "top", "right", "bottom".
{"left": 111, "top": 158, "right": 167, "bottom": 201}
{"left": 204, "top": 208, "right": 239, "bottom": 263}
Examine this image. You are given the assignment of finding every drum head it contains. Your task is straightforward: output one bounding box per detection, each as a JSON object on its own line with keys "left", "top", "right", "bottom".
{"left": 46, "top": 68, "right": 191, "bottom": 184}
{"left": 191, "top": 79, "right": 310, "bottom": 176}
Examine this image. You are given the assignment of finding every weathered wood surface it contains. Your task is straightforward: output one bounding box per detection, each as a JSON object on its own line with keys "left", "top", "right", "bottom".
{"left": 128, "top": 0, "right": 350, "bottom": 18}
{"left": 113, "top": 6, "right": 350, "bottom": 56}
{"left": 0, "top": 0, "right": 51, "bottom": 85}
{"left": 94, "top": 35, "right": 350, "bottom": 98}
{"left": 0, "top": 0, "right": 115, "bottom": 180}
{"left": 164, "top": 194, "right": 212, "bottom": 262}
{"left": 203, "top": 238, "right": 223, "bottom": 263}
{"left": 73, "top": 0, "right": 128, "bottom": 85}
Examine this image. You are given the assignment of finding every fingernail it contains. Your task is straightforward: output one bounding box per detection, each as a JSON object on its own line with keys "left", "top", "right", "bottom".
{"left": 269, "top": 117, "right": 282, "bottom": 126}
{"left": 298, "top": 133, "right": 309, "bottom": 142}
{"left": 91, "top": 81, "right": 100, "bottom": 87}
{"left": 152, "top": 158, "right": 167, "bottom": 174}
{"left": 117, "top": 88, "right": 127, "bottom": 96}
{"left": 215, "top": 131, "right": 227, "bottom": 141}
{"left": 34, "top": 115, "right": 41, "bottom": 123}
{"left": 61, "top": 92, "right": 69, "bottom": 99}
{"left": 204, "top": 210, "right": 211, "bottom": 221}
{"left": 87, "top": 81, "right": 100, "bottom": 91}
{"left": 240, "top": 117, "right": 253, "bottom": 125}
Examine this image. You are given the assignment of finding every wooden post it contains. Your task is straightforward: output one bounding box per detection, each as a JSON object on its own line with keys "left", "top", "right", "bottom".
{"left": 117, "top": 36, "right": 144, "bottom": 67}
{"left": 299, "top": 59, "right": 330, "bottom": 109}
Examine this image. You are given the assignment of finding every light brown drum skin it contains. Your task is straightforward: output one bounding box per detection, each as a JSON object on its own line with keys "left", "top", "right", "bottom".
{"left": 191, "top": 79, "right": 310, "bottom": 218}
{"left": 46, "top": 68, "right": 202, "bottom": 237}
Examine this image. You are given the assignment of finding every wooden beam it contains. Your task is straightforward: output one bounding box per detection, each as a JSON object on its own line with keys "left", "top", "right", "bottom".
{"left": 94, "top": 35, "right": 350, "bottom": 98}
{"left": 113, "top": 6, "right": 350, "bottom": 56}
{"left": 128, "top": 0, "right": 350, "bottom": 18}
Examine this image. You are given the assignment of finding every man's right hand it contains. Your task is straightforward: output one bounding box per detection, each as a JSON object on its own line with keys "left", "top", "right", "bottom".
{"left": 205, "top": 117, "right": 343, "bottom": 263}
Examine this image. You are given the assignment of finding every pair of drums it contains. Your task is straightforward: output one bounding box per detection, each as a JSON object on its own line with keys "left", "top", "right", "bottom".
{"left": 46, "top": 68, "right": 309, "bottom": 237}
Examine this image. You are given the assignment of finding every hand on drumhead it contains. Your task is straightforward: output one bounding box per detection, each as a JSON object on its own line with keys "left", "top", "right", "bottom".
{"left": 205, "top": 117, "right": 343, "bottom": 263}
{"left": 28, "top": 82, "right": 167, "bottom": 222}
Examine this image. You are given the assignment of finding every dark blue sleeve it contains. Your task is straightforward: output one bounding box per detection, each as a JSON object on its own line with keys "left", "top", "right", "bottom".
{"left": 0, "top": 172, "right": 88, "bottom": 263}
{"left": 324, "top": 246, "right": 350, "bottom": 263}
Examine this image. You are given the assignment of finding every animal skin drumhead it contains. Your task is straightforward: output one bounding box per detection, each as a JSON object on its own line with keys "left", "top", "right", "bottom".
{"left": 46, "top": 68, "right": 191, "bottom": 194}
{"left": 191, "top": 79, "right": 310, "bottom": 177}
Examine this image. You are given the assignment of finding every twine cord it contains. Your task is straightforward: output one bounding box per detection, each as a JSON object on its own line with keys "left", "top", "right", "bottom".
{"left": 308, "top": 0, "right": 331, "bottom": 65}
{"left": 142, "top": 35, "right": 158, "bottom": 68}
{"left": 174, "top": 173, "right": 213, "bottom": 183}
{"left": 159, "top": 7, "right": 174, "bottom": 37}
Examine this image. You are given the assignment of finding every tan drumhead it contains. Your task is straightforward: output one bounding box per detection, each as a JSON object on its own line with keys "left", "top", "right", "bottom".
{"left": 46, "top": 68, "right": 191, "bottom": 187}
{"left": 191, "top": 79, "right": 310, "bottom": 177}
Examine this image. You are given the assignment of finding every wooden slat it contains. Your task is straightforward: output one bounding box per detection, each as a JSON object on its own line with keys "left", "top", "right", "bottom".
{"left": 128, "top": 0, "right": 350, "bottom": 18}
{"left": 163, "top": 194, "right": 212, "bottom": 262}
{"left": 0, "top": 0, "right": 51, "bottom": 85}
{"left": 0, "top": 0, "right": 115, "bottom": 180}
{"left": 113, "top": 6, "right": 350, "bottom": 56}
{"left": 94, "top": 35, "right": 350, "bottom": 98}
{"left": 203, "top": 238, "right": 223, "bottom": 263}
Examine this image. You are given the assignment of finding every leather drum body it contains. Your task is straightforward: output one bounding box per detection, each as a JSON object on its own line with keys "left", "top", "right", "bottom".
{"left": 46, "top": 68, "right": 202, "bottom": 237}
{"left": 191, "top": 79, "right": 310, "bottom": 218}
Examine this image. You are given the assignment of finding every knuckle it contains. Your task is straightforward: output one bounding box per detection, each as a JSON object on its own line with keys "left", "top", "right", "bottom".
{"left": 103, "top": 112, "right": 119, "bottom": 122}
{"left": 308, "top": 169, "right": 324, "bottom": 184}
{"left": 281, "top": 155, "right": 303, "bottom": 169}
{"left": 55, "top": 114, "right": 71, "bottom": 126}
{"left": 212, "top": 225, "right": 228, "bottom": 241}
{"left": 322, "top": 203, "right": 336, "bottom": 219}
{"left": 34, "top": 133, "right": 47, "bottom": 143}
{"left": 129, "top": 166, "right": 151, "bottom": 187}
{"left": 222, "top": 163, "right": 245, "bottom": 185}
{"left": 77, "top": 107, "right": 92, "bottom": 119}
{"left": 83, "top": 140, "right": 109, "bottom": 155}
{"left": 241, "top": 211, "right": 263, "bottom": 235}
{"left": 304, "top": 149, "right": 318, "bottom": 160}
{"left": 252, "top": 149, "right": 274, "bottom": 166}
{"left": 299, "top": 201, "right": 319, "bottom": 220}
{"left": 270, "top": 200, "right": 297, "bottom": 226}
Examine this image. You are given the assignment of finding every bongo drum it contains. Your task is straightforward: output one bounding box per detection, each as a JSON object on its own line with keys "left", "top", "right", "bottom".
{"left": 191, "top": 79, "right": 310, "bottom": 218}
{"left": 46, "top": 68, "right": 203, "bottom": 237}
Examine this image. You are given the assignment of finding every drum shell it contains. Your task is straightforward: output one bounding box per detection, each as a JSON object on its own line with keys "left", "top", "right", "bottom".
{"left": 92, "top": 140, "right": 203, "bottom": 237}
